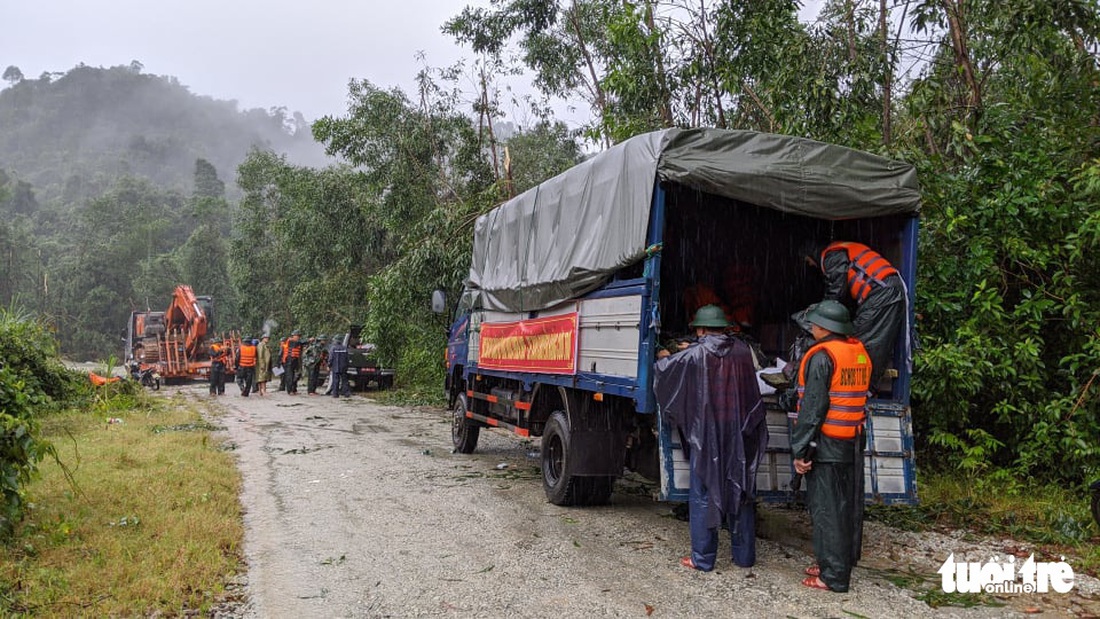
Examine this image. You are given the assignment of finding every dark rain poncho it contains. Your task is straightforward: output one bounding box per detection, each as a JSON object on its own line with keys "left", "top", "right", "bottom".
{"left": 653, "top": 334, "right": 768, "bottom": 529}
{"left": 822, "top": 250, "right": 907, "bottom": 387}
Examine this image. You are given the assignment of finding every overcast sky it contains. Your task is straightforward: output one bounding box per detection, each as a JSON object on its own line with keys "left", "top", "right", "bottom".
{"left": 2, "top": 1, "right": 822, "bottom": 128}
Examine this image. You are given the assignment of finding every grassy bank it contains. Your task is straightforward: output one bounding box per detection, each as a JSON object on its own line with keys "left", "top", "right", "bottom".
{"left": 0, "top": 391, "right": 242, "bottom": 617}
{"left": 869, "top": 472, "right": 1100, "bottom": 576}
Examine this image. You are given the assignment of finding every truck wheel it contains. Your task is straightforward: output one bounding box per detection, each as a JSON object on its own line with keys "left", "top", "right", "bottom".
{"left": 542, "top": 410, "right": 615, "bottom": 507}
{"left": 543, "top": 411, "right": 580, "bottom": 505}
{"left": 452, "top": 393, "right": 479, "bottom": 454}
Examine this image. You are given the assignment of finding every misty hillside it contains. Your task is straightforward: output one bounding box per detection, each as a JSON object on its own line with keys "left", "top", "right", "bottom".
{"left": 0, "top": 62, "right": 328, "bottom": 204}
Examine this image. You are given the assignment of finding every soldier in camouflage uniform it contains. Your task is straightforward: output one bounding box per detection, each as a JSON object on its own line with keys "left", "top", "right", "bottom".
{"left": 304, "top": 334, "right": 329, "bottom": 395}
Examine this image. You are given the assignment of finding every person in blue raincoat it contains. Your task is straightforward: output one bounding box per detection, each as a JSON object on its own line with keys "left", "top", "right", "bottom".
{"left": 654, "top": 304, "right": 768, "bottom": 571}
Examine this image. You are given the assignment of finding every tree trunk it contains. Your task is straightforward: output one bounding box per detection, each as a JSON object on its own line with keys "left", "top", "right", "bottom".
{"left": 479, "top": 66, "right": 500, "bottom": 182}
{"left": 698, "top": 0, "right": 726, "bottom": 128}
{"left": 880, "top": 0, "right": 892, "bottom": 146}
{"left": 643, "top": 0, "right": 674, "bottom": 126}
{"left": 568, "top": 1, "right": 610, "bottom": 146}
{"left": 941, "top": 0, "right": 982, "bottom": 115}
{"left": 845, "top": 0, "right": 858, "bottom": 63}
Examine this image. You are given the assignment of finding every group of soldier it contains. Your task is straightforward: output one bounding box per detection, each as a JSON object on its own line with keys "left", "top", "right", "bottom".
{"left": 654, "top": 240, "right": 908, "bottom": 594}
{"left": 207, "top": 331, "right": 353, "bottom": 399}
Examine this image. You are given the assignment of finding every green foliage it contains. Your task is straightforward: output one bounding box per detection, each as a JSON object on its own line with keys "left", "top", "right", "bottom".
{"left": 0, "top": 308, "right": 83, "bottom": 403}
{"left": 180, "top": 224, "right": 235, "bottom": 332}
{"left": 0, "top": 64, "right": 328, "bottom": 359}
{"left": 503, "top": 121, "right": 582, "bottom": 195}
{"left": 231, "top": 150, "right": 379, "bottom": 336}
{"left": 0, "top": 308, "right": 85, "bottom": 539}
{"left": 0, "top": 1, "right": 1098, "bottom": 505}
{"left": 445, "top": 0, "right": 1100, "bottom": 488}
{"left": 913, "top": 80, "right": 1100, "bottom": 482}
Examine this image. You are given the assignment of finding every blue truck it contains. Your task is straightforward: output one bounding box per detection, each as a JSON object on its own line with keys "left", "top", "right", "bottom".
{"left": 435, "top": 128, "right": 920, "bottom": 507}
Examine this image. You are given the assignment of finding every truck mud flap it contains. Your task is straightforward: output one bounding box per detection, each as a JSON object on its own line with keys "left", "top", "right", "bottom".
{"left": 567, "top": 430, "right": 626, "bottom": 477}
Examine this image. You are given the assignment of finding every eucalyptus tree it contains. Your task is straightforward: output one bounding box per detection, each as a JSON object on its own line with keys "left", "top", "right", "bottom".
{"left": 446, "top": 0, "right": 620, "bottom": 144}
{"left": 502, "top": 120, "right": 582, "bottom": 195}
{"left": 899, "top": 0, "right": 1100, "bottom": 481}
{"left": 445, "top": 0, "right": 897, "bottom": 145}
{"left": 310, "top": 78, "right": 497, "bottom": 380}
{"left": 231, "top": 150, "right": 306, "bottom": 334}
{"left": 232, "top": 145, "right": 393, "bottom": 337}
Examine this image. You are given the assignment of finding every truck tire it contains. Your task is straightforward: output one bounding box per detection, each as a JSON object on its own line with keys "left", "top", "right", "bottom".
{"left": 542, "top": 411, "right": 578, "bottom": 505}
{"left": 452, "top": 393, "right": 479, "bottom": 454}
{"left": 542, "top": 410, "right": 613, "bottom": 506}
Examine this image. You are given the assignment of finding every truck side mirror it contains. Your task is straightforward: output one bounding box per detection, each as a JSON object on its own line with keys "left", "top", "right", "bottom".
{"left": 431, "top": 289, "right": 447, "bottom": 314}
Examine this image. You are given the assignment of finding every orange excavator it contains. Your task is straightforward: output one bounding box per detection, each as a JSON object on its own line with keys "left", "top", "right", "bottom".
{"left": 125, "top": 285, "right": 237, "bottom": 382}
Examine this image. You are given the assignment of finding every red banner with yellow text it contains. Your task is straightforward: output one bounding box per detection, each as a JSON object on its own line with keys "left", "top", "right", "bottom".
{"left": 478, "top": 313, "right": 578, "bottom": 374}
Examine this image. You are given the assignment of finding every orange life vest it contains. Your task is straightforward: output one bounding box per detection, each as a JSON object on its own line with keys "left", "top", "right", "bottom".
{"left": 280, "top": 340, "right": 289, "bottom": 363}
{"left": 211, "top": 343, "right": 228, "bottom": 364}
{"left": 796, "top": 337, "right": 872, "bottom": 439}
{"left": 238, "top": 343, "right": 257, "bottom": 367}
{"left": 821, "top": 241, "right": 898, "bottom": 305}
{"left": 89, "top": 372, "right": 121, "bottom": 386}
{"left": 290, "top": 340, "right": 302, "bottom": 359}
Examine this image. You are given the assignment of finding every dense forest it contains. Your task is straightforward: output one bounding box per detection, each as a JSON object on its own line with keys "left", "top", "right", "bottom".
{"left": 2, "top": 0, "right": 1099, "bottom": 489}
{"left": 0, "top": 62, "right": 326, "bottom": 356}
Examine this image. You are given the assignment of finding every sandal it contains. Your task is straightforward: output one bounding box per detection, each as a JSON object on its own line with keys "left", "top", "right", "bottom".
{"left": 805, "top": 565, "right": 820, "bottom": 577}
{"left": 801, "top": 576, "right": 831, "bottom": 591}
{"left": 680, "top": 556, "right": 701, "bottom": 570}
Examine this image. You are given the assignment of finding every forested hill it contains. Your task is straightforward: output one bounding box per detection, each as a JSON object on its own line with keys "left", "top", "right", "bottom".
{"left": 0, "top": 63, "right": 326, "bottom": 203}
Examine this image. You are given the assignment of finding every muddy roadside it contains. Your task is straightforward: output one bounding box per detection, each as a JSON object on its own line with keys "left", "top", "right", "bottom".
{"left": 182, "top": 385, "right": 1098, "bottom": 618}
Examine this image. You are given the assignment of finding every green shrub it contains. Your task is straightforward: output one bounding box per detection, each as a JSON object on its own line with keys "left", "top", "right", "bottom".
{"left": 0, "top": 308, "right": 87, "bottom": 539}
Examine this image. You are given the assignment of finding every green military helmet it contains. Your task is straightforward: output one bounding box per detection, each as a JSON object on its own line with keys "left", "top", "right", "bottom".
{"left": 317, "top": 334, "right": 328, "bottom": 341}
{"left": 805, "top": 299, "right": 853, "bottom": 335}
{"left": 689, "top": 304, "right": 730, "bottom": 329}
{"left": 291, "top": 329, "right": 301, "bottom": 336}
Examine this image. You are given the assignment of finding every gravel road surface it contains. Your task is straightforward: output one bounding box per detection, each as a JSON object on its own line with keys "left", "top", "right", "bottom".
{"left": 182, "top": 385, "right": 1098, "bottom": 618}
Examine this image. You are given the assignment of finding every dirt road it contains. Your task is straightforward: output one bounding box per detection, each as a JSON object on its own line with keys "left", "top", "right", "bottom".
{"left": 188, "top": 385, "right": 1097, "bottom": 618}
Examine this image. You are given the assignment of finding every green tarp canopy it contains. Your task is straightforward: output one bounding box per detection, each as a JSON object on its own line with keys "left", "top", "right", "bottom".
{"left": 468, "top": 128, "right": 921, "bottom": 313}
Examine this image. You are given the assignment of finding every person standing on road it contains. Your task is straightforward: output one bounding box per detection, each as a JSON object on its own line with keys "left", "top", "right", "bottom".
{"left": 653, "top": 304, "right": 768, "bottom": 571}
{"left": 301, "top": 336, "right": 321, "bottom": 395}
{"left": 328, "top": 336, "right": 350, "bottom": 398}
{"left": 277, "top": 336, "right": 289, "bottom": 392}
{"left": 807, "top": 241, "right": 907, "bottom": 392}
{"left": 209, "top": 337, "right": 228, "bottom": 396}
{"left": 236, "top": 337, "right": 258, "bottom": 397}
{"left": 255, "top": 334, "right": 272, "bottom": 396}
{"left": 305, "top": 334, "right": 328, "bottom": 395}
{"left": 285, "top": 331, "right": 303, "bottom": 395}
{"left": 791, "top": 300, "right": 871, "bottom": 593}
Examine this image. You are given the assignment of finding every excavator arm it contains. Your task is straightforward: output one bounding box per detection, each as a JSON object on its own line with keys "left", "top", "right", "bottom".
{"left": 163, "top": 285, "right": 208, "bottom": 358}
